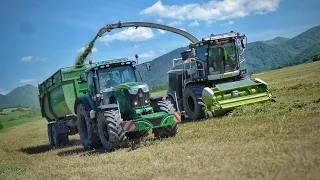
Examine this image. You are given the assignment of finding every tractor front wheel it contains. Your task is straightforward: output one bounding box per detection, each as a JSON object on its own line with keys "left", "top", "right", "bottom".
{"left": 152, "top": 100, "right": 178, "bottom": 138}
{"left": 97, "top": 110, "right": 128, "bottom": 151}
{"left": 183, "top": 84, "right": 205, "bottom": 120}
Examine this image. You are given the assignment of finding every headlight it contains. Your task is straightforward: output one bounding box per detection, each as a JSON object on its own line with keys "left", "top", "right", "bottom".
{"left": 141, "top": 86, "right": 149, "bottom": 93}
{"left": 128, "top": 88, "right": 138, "bottom": 95}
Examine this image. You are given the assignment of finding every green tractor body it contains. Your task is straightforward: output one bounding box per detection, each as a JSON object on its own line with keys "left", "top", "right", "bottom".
{"left": 166, "top": 32, "right": 274, "bottom": 119}
{"left": 39, "top": 58, "right": 180, "bottom": 150}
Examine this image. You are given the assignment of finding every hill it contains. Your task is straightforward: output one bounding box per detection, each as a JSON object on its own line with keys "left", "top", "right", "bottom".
{"left": 138, "top": 25, "right": 320, "bottom": 85}
{"left": 263, "top": 37, "right": 290, "bottom": 45}
{"left": 0, "top": 61, "right": 319, "bottom": 179}
{"left": 282, "top": 42, "right": 320, "bottom": 66}
{"left": 137, "top": 47, "right": 188, "bottom": 86}
{"left": 0, "top": 84, "right": 39, "bottom": 109}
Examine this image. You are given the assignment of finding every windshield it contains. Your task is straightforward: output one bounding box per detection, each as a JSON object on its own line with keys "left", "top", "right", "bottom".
{"left": 97, "top": 65, "right": 137, "bottom": 90}
{"left": 208, "top": 42, "right": 237, "bottom": 75}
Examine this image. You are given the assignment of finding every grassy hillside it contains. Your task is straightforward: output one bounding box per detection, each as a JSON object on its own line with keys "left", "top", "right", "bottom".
{"left": 0, "top": 85, "right": 39, "bottom": 109}
{"left": 137, "top": 47, "right": 188, "bottom": 86}
{"left": 263, "top": 37, "right": 290, "bottom": 45}
{"left": 282, "top": 43, "right": 320, "bottom": 66}
{"left": 0, "top": 61, "right": 319, "bottom": 179}
{"left": 0, "top": 107, "right": 41, "bottom": 131}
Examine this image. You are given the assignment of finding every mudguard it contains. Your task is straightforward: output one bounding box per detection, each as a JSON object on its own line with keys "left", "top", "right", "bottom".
{"left": 74, "top": 94, "right": 95, "bottom": 114}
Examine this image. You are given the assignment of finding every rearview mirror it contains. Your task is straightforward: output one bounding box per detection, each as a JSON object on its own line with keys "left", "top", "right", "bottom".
{"left": 146, "top": 63, "right": 151, "bottom": 71}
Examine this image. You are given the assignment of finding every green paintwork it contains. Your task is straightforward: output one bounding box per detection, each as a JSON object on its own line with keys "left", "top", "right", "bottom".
{"left": 39, "top": 59, "right": 180, "bottom": 133}
{"left": 39, "top": 66, "right": 89, "bottom": 122}
{"left": 202, "top": 78, "right": 272, "bottom": 116}
{"left": 122, "top": 112, "right": 176, "bottom": 132}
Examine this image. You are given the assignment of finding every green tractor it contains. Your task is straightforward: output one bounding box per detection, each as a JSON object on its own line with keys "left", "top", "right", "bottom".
{"left": 39, "top": 58, "right": 180, "bottom": 151}
{"left": 166, "top": 32, "right": 275, "bottom": 120}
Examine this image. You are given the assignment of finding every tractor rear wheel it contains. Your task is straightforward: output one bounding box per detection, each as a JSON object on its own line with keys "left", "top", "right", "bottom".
{"left": 76, "top": 104, "right": 101, "bottom": 149}
{"left": 183, "top": 84, "right": 205, "bottom": 120}
{"left": 97, "top": 110, "right": 128, "bottom": 151}
{"left": 152, "top": 100, "right": 178, "bottom": 138}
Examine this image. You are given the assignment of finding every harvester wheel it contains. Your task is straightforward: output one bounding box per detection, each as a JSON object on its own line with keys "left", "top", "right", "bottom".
{"left": 97, "top": 110, "right": 129, "bottom": 151}
{"left": 183, "top": 84, "right": 205, "bottom": 120}
{"left": 76, "top": 104, "right": 101, "bottom": 149}
{"left": 152, "top": 100, "right": 178, "bottom": 138}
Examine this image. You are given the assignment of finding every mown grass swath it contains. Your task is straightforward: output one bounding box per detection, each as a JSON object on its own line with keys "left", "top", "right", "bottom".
{"left": 0, "top": 61, "right": 319, "bottom": 179}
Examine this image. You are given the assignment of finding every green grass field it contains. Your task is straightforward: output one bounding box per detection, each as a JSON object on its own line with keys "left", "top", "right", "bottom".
{"left": 0, "top": 107, "right": 41, "bottom": 132}
{"left": 0, "top": 61, "right": 320, "bottom": 180}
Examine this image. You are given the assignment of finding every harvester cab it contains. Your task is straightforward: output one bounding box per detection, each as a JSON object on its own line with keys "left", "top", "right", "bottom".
{"left": 166, "top": 32, "right": 275, "bottom": 120}
{"left": 75, "top": 58, "right": 180, "bottom": 150}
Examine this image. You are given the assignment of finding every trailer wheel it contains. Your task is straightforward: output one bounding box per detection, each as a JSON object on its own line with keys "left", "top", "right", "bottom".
{"left": 76, "top": 104, "right": 101, "bottom": 149}
{"left": 183, "top": 84, "right": 205, "bottom": 120}
{"left": 48, "top": 124, "right": 54, "bottom": 146}
{"left": 97, "top": 110, "right": 128, "bottom": 151}
{"left": 152, "top": 100, "right": 178, "bottom": 138}
{"left": 48, "top": 123, "right": 69, "bottom": 147}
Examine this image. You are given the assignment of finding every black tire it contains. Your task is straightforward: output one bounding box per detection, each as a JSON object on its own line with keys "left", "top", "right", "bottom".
{"left": 183, "top": 84, "right": 205, "bottom": 120}
{"left": 152, "top": 100, "right": 178, "bottom": 138}
{"left": 48, "top": 123, "right": 54, "bottom": 146}
{"left": 97, "top": 110, "right": 128, "bottom": 151}
{"left": 166, "top": 95, "right": 178, "bottom": 111}
{"left": 48, "top": 123, "right": 69, "bottom": 147}
{"left": 76, "top": 104, "right": 101, "bottom": 149}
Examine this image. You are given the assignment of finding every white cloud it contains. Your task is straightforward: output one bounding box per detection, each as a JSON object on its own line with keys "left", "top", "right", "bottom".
{"left": 206, "top": 20, "right": 216, "bottom": 24}
{"left": 188, "top": 20, "right": 199, "bottom": 27}
{"left": 133, "top": 44, "right": 140, "bottom": 48}
{"left": 141, "top": 0, "right": 280, "bottom": 23}
{"left": 20, "top": 79, "right": 36, "bottom": 84}
{"left": 21, "top": 56, "right": 33, "bottom": 62}
{"left": 220, "top": 20, "right": 235, "bottom": 26}
{"left": 0, "top": 89, "right": 9, "bottom": 95}
{"left": 77, "top": 47, "right": 98, "bottom": 53}
{"left": 158, "top": 29, "right": 166, "bottom": 34}
{"left": 139, "top": 50, "right": 167, "bottom": 59}
{"left": 100, "top": 27, "right": 155, "bottom": 44}
{"left": 156, "top": 18, "right": 163, "bottom": 23}
{"left": 139, "top": 51, "right": 156, "bottom": 58}
{"left": 159, "top": 49, "right": 167, "bottom": 54}
{"left": 168, "top": 20, "right": 183, "bottom": 27}
{"left": 21, "top": 56, "right": 47, "bottom": 62}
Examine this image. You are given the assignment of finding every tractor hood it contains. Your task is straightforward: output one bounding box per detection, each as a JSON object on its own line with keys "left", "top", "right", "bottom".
{"left": 115, "top": 82, "right": 149, "bottom": 95}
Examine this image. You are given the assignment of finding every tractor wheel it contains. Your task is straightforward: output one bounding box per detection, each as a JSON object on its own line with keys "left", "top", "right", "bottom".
{"left": 48, "top": 123, "right": 69, "bottom": 147}
{"left": 152, "top": 100, "right": 178, "bottom": 138}
{"left": 126, "top": 130, "right": 149, "bottom": 140}
{"left": 183, "top": 84, "right": 205, "bottom": 120}
{"left": 97, "top": 110, "right": 128, "bottom": 151}
{"left": 76, "top": 104, "right": 101, "bottom": 149}
{"left": 166, "top": 95, "right": 177, "bottom": 111}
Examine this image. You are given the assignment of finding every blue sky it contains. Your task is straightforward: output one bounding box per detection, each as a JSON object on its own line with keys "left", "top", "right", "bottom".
{"left": 0, "top": 0, "right": 319, "bottom": 94}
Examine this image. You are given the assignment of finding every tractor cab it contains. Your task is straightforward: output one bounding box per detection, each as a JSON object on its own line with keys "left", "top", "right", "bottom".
{"left": 174, "top": 32, "right": 247, "bottom": 83}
